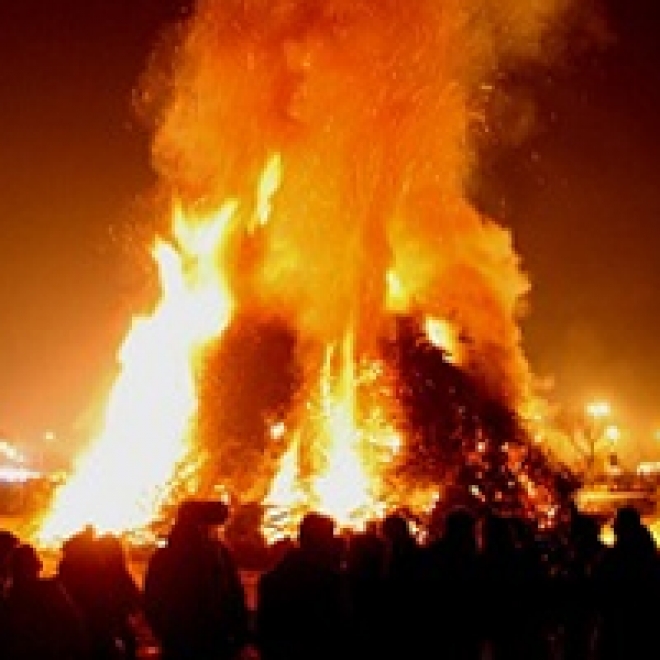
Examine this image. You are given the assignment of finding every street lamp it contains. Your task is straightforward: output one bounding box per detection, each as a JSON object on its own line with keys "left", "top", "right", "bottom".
{"left": 582, "top": 400, "right": 613, "bottom": 483}
{"left": 604, "top": 424, "right": 621, "bottom": 445}
{"left": 586, "top": 400, "right": 611, "bottom": 421}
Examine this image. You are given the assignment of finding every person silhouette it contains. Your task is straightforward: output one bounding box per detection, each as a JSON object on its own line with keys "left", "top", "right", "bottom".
{"left": 143, "top": 499, "right": 249, "bottom": 660}
{"left": 592, "top": 505, "right": 660, "bottom": 659}
{"left": 256, "top": 512, "right": 348, "bottom": 660}
{"left": 1, "top": 542, "right": 88, "bottom": 659}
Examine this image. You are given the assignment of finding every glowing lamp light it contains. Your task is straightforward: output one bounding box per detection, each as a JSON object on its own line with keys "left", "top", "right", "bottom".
{"left": 0, "top": 466, "right": 40, "bottom": 483}
{"left": 604, "top": 424, "right": 620, "bottom": 444}
{"left": 586, "top": 401, "right": 611, "bottom": 420}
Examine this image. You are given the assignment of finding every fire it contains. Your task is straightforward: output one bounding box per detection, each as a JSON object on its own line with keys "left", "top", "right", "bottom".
{"left": 299, "top": 339, "right": 376, "bottom": 524}
{"left": 253, "top": 153, "right": 282, "bottom": 230}
{"left": 262, "top": 333, "right": 398, "bottom": 541}
{"left": 36, "top": 0, "right": 579, "bottom": 544}
{"left": 424, "top": 317, "right": 461, "bottom": 364}
{"left": 39, "top": 157, "right": 405, "bottom": 544}
{"left": 38, "top": 201, "right": 238, "bottom": 544}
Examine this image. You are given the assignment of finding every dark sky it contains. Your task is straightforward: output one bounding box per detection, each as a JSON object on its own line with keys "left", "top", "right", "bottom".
{"left": 0, "top": 1, "right": 659, "bottom": 461}
{"left": 477, "top": 1, "right": 660, "bottom": 459}
{"left": 0, "top": 0, "right": 186, "bottom": 444}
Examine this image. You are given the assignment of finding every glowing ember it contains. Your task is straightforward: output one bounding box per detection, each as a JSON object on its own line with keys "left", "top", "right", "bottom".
{"left": 424, "top": 317, "right": 461, "bottom": 364}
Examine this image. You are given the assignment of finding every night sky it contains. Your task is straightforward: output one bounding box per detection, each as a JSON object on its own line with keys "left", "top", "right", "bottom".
{"left": 1, "top": 0, "right": 659, "bottom": 462}
{"left": 477, "top": 1, "right": 660, "bottom": 460}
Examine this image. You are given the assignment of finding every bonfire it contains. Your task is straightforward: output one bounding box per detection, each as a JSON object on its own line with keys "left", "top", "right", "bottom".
{"left": 37, "top": 0, "right": 582, "bottom": 547}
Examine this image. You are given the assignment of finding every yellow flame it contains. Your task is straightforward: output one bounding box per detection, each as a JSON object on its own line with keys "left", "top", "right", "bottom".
{"left": 424, "top": 317, "right": 461, "bottom": 364}
{"left": 311, "top": 335, "right": 374, "bottom": 525}
{"left": 253, "top": 152, "right": 282, "bottom": 230}
{"left": 37, "top": 200, "right": 238, "bottom": 544}
{"left": 263, "top": 333, "right": 396, "bottom": 541}
{"left": 385, "top": 269, "right": 407, "bottom": 312}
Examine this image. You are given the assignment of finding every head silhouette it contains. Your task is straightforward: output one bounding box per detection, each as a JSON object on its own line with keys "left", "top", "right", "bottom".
{"left": 298, "top": 512, "right": 336, "bottom": 552}
{"left": 9, "top": 544, "right": 42, "bottom": 583}
{"left": 444, "top": 507, "right": 477, "bottom": 547}
{"left": 613, "top": 506, "right": 641, "bottom": 538}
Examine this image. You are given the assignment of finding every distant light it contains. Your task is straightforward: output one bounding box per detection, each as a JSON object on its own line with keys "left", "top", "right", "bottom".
{"left": 0, "top": 466, "right": 40, "bottom": 483}
{"left": 586, "top": 401, "right": 611, "bottom": 419}
{"left": 604, "top": 424, "right": 621, "bottom": 443}
{"left": 0, "top": 441, "right": 26, "bottom": 463}
{"left": 637, "top": 461, "right": 660, "bottom": 476}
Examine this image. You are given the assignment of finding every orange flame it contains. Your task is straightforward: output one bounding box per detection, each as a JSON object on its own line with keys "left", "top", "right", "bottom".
{"left": 36, "top": 0, "right": 578, "bottom": 543}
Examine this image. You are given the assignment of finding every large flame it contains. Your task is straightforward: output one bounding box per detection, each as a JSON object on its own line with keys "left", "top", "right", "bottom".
{"left": 262, "top": 332, "right": 405, "bottom": 541}
{"left": 39, "top": 202, "right": 237, "bottom": 543}
{"left": 38, "top": 0, "right": 579, "bottom": 543}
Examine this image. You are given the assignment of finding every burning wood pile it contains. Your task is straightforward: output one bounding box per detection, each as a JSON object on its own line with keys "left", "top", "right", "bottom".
{"left": 36, "top": 0, "right": 584, "bottom": 546}
{"left": 194, "top": 312, "right": 575, "bottom": 544}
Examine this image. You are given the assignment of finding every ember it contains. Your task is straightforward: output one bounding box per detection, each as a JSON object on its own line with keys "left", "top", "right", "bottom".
{"left": 37, "top": 0, "right": 580, "bottom": 545}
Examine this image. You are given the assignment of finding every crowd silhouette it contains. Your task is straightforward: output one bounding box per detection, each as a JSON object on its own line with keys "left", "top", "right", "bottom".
{"left": 1, "top": 500, "right": 659, "bottom": 659}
